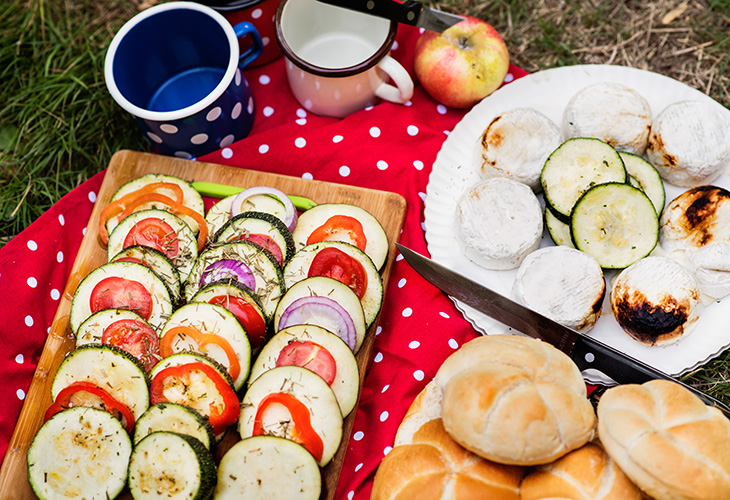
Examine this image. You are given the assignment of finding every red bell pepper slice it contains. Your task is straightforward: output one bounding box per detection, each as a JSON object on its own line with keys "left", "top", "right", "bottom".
{"left": 44, "top": 381, "right": 136, "bottom": 433}
{"left": 307, "top": 215, "right": 367, "bottom": 251}
{"left": 149, "top": 362, "right": 239, "bottom": 435}
{"left": 159, "top": 325, "right": 241, "bottom": 382}
{"left": 252, "top": 392, "right": 324, "bottom": 462}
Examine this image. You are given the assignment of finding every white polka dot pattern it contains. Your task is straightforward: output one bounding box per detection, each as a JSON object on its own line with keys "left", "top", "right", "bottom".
{"left": 1, "top": 28, "right": 528, "bottom": 499}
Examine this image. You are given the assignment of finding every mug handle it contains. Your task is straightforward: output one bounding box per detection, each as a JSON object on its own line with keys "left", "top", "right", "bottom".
{"left": 232, "top": 22, "right": 264, "bottom": 68}
{"left": 374, "top": 55, "right": 414, "bottom": 104}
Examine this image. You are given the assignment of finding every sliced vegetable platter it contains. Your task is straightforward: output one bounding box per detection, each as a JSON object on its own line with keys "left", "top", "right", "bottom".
{"left": 0, "top": 149, "right": 407, "bottom": 499}
{"left": 424, "top": 64, "right": 730, "bottom": 382}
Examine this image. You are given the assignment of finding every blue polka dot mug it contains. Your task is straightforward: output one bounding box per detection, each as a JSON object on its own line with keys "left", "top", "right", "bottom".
{"left": 105, "top": 1, "right": 263, "bottom": 159}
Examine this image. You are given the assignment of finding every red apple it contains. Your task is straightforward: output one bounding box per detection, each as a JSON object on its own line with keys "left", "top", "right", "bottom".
{"left": 414, "top": 16, "right": 510, "bottom": 109}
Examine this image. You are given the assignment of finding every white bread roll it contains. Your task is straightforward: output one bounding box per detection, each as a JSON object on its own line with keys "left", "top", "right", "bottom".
{"left": 519, "top": 441, "right": 642, "bottom": 500}
{"left": 597, "top": 379, "right": 730, "bottom": 500}
{"left": 435, "top": 335, "right": 596, "bottom": 466}
{"left": 371, "top": 382, "right": 524, "bottom": 500}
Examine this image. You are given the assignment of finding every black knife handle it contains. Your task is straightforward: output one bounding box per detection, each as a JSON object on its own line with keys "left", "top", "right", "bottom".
{"left": 315, "top": 0, "right": 422, "bottom": 25}
{"left": 573, "top": 334, "right": 730, "bottom": 417}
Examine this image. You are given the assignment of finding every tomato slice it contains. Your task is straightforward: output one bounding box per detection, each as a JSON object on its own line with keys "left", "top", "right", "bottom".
{"left": 102, "top": 319, "right": 161, "bottom": 372}
{"left": 159, "top": 325, "right": 241, "bottom": 382}
{"left": 98, "top": 182, "right": 184, "bottom": 244}
{"left": 307, "top": 215, "right": 367, "bottom": 251}
{"left": 119, "top": 192, "right": 209, "bottom": 251}
{"left": 308, "top": 247, "right": 367, "bottom": 299}
{"left": 207, "top": 295, "right": 268, "bottom": 350}
{"left": 44, "top": 381, "right": 136, "bottom": 433}
{"left": 90, "top": 276, "right": 153, "bottom": 320}
{"left": 276, "top": 341, "right": 337, "bottom": 385}
{"left": 234, "top": 233, "right": 283, "bottom": 266}
{"left": 122, "top": 217, "right": 179, "bottom": 261}
{"left": 149, "top": 362, "right": 239, "bottom": 435}
{"left": 252, "top": 392, "right": 324, "bottom": 462}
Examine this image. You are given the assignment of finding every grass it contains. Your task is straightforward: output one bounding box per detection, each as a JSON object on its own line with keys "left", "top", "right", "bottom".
{"left": 1, "top": 0, "right": 729, "bottom": 398}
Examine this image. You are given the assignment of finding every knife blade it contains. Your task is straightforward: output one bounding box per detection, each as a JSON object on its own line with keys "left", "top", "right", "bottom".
{"left": 314, "top": 0, "right": 464, "bottom": 33}
{"left": 395, "top": 242, "right": 730, "bottom": 416}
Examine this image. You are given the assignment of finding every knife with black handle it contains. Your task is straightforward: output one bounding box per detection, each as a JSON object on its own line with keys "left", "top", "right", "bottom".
{"left": 314, "top": 0, "right": 464, "bottom": 33}
{"left": 396, "top": 242, "right": 730, "bottom": 417}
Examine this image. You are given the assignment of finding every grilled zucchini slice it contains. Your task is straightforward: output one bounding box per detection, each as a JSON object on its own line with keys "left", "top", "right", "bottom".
{"left": 570, "top": 182, "right": 658, "bottom": 269}
{"left": 541, "top": 137, "right": 627, "bottom": 222}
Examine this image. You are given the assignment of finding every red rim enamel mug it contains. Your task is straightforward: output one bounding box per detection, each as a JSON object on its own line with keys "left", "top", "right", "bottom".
{"left": 275, "top": 0, "right": 414, "bottom": 118}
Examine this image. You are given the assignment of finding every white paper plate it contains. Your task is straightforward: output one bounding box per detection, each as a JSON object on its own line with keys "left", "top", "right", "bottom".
{"left": 424, "top": 64, "right": 730, "bottom": 383}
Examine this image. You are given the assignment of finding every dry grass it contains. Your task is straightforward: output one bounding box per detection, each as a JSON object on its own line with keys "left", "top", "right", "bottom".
{"left": 437, "top": 0, "right": 730, "bottom": 107}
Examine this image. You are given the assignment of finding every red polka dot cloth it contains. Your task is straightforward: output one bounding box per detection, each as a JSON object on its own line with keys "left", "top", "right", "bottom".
{"left": 0, "top": 25, "right": 527, "bottom": 497}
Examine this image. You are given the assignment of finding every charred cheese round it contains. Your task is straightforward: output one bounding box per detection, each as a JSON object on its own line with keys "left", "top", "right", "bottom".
{"left": 646, "top": 100, "right": 730, "bottom": 187}
{"left": 473, "top": 107, "right": 563, "bottom": 192}
{"left": 659, "top": 185, "right": 730, "bottom": 253}
{"left": 610, "top": 256, "right": 703, "bottom": 346}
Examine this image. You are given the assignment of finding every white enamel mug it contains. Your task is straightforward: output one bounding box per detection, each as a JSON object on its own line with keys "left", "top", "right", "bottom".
{"left": 275, "top": 0, "right": 414, "bottom": 118}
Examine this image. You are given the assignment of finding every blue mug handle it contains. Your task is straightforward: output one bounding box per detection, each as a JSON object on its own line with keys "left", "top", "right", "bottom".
{"left": 233, "top": 22, "right": 264, "bottom": 68}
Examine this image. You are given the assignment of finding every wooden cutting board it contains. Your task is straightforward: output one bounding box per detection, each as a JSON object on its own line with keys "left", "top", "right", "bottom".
{"left": 0, "top": 149, "right": 407, "bottom": 499}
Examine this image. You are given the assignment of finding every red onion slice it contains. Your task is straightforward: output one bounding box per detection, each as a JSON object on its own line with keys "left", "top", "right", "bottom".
{"left": 278, "top": 296, "right": 357, "bottom": 352}
{"left": 230, "top": 186, "right": 298, "bottom": 232}
{"left": 200, "top": 259, "right": 256, "bottom": 291}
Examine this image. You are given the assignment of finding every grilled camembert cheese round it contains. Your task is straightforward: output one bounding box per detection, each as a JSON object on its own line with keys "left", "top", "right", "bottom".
{"left": 562, "top": 82, "right": 652, "bottom": 155}
{"left": 473, "top": 107, "right": 563, "bottom": 192}
{"left": 646, "top": 100, "right": 730, "bottom": 187}
{"left": 513, "top": 246, "right": 605, "bottom": 333}
{"left": 610, "top": 256, "right": 703, "bottom": 346}
{"left": 455, "top": 178, "right": 543, "bottom": 270}
{"left": 659, "top": 185, "right": 730, "bottom": 253}
{"left": 685, "top": 242, "right": 730, "bottom": 302}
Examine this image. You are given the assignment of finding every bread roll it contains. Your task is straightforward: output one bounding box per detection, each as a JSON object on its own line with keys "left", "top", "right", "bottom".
{"left": 597, "top": 379, "right": 730, "bottom": 500}
{"left": 435, "top": 335, "right": 596, "bottom": 466}
{"left": 372, "top": 382, "right": 524, "bottom": 500}
{"left": 519, "top": 442, "right": 642, "bottom": 500}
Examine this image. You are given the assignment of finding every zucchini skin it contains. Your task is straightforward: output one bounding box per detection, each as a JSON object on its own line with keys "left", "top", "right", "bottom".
{"left": 128, "top": 431, "right": 217, "bottom": 500}
{"left": 27, "top": 406, "right": 132, "bottom": 500}
{"left": 51, "top": 343, "right": 150, "bottom": 420}
{"left": 214, "top": 210, "right": 296, "bottom": 264}
{"left": 134, "top": 402, "right": 217, "bottom": 452}
{"left": 570, "top": 182, "right": 658, "bottom": 269}
{"left": 541, "top": 137, "right": 627, "bottom": 223}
